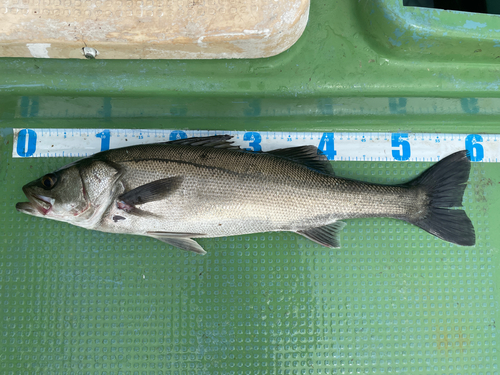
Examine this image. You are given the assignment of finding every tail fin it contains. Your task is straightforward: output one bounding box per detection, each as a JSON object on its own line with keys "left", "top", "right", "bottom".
{"left": 404, "top": 151, "right": 475, "bottom": 246}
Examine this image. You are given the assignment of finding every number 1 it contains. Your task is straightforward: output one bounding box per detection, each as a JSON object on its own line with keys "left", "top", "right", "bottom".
{"left": 96, "top": 130, "right": 111, "bottom": 152}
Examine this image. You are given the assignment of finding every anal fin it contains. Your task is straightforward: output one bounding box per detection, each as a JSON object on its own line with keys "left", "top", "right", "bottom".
{"left": 297, "top": 221, "right": 346, "bottom": 248}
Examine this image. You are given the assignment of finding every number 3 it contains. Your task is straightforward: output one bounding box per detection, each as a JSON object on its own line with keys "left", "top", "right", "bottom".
{"left": 243, "top": 132, "right": 262, "bottom": 152}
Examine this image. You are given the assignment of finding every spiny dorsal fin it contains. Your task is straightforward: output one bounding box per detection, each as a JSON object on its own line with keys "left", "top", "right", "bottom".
{"left": 269, "top": 146, "right": 335, "bottom": 175}
{"left": 166, "top": 135, "right": 241, "bottom": 150}
{"left": 297, "top": 221, "right": 346, "bottom": 248}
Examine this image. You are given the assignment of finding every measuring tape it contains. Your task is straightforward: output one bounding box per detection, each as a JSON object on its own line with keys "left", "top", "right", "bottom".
{"left": 12, "top": 128, "right": 500, "bottom": 162}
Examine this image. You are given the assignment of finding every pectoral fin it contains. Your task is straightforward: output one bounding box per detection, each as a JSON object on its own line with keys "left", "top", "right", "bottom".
{"left": 147, "top": 231, "right": 207, "bottom": 254}
{"left": 297, "top": 221, "right": 346, "bottom": 248}
{"left": 116, "top": 204, "right": 160, "bottom": 218}
{"left": 118, "top": 176, "right": 183, "bottom": 208}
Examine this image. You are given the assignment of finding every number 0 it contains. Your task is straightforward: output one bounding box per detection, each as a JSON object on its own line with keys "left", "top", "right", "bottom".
{"left": 17, "top": 129, "right": 37, "bottom": 157}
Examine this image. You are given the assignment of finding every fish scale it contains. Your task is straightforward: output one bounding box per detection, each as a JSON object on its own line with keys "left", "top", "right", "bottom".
{"left": 100, "top": 144, "right": 412, "bottom": 233}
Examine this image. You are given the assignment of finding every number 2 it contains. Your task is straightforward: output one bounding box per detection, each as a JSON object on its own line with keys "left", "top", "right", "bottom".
{"left": 169, "top": 130, "right": 188, "bottom": 141}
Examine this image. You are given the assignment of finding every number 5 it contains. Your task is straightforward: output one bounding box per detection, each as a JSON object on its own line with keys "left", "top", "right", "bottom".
{"left": 391, "top": 133, "right": 411, "bottom": 161}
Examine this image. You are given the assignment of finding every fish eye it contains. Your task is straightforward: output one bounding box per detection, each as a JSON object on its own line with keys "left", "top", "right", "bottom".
{"left": 40, "top": 173, "right": 57, "bottom": 190}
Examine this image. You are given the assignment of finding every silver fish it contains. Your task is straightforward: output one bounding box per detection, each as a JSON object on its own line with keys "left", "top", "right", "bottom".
{"left": 16, "top": 135, "right": 475, "bottom": 254}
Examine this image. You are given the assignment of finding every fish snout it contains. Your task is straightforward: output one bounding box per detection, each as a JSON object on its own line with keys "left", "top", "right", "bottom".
{"left": 20, "top": 185, "right": 54, "bottom": 216}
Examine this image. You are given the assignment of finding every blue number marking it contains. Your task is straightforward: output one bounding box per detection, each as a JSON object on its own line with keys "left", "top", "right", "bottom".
{"left": 169, "top": 130, "right": 188, "bottom": 141}
{"left": 243, "top": 132, "right": 262, "bottom": 151}
{"left": 465, "top": 134, "right": 484, "bottom": 162}
{"left": 96, "top": 129, "right": 111, "bottom": 152}
{"left": 391, "top": 133, "right": 411, "bottom": 161}
{"left": 317, "top": 132, "right": 337, "bottom": 160}
{"left": 461, "top": 98, "right": 480, "bottom": 114}
{"left": 16, "top": 129, "right": 37, "bottom": 157}
{"left": 388, "top": 98, "right": 407, "bottom": 114}
{"left": 317, "top": 98, "right": 334, "bottom": 116}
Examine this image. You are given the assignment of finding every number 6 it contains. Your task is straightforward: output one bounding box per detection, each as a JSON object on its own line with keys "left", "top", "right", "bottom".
{"left": 465, "top": 134, "right": 484, "bottom": 162}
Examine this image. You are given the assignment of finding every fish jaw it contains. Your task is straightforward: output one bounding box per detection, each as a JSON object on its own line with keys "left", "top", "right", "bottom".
{"left": 16, "top": 193, "right": 108, "bottom": 229}
{"left": 30, "top": 194, "right": 54, "bottom": 215}
{"left": 17, "top": 186, "right": 55, "bottom": 216}
{"left": 16, "top": 201, "right": 43, "bottom": 217}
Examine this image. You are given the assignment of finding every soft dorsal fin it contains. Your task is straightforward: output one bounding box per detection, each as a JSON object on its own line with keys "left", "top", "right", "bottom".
{"left": 166, "top": 135, "right": 241, "bottom": 149}
{"left": 297, "top": 221, "right": 346, "bottom": 248}
{"left": 269, "top": 146, "right": 335, "bottom": 175}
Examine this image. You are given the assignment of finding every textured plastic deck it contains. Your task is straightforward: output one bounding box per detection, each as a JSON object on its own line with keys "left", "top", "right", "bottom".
{"left": 1, "top": 0, "right": 500, "bottom": 374}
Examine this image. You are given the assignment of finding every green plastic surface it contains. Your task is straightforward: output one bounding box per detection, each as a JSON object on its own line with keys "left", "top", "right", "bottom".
{"left": 1, "top": 0, "right": 500, "bottom": 374}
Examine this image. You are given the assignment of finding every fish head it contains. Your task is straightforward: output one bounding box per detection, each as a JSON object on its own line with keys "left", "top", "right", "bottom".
{"left": 16, "top": 160, "right": 119, "bottom": 227}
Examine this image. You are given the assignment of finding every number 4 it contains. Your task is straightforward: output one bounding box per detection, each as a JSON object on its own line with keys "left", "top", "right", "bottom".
{"left": 318, "top": 132, "right": 337, "bottom": 160}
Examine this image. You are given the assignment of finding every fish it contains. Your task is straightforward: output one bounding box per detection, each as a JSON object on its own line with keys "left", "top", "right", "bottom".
{"left": 16, "top": 135, "right": 475, "bottom": 254}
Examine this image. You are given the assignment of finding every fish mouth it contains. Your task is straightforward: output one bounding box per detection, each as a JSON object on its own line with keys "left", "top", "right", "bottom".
{"left": 17, "top": 187, "right": 54, "bottom": 216}
{"left": 16, "top": 201, "right": 39, "bottom": 215}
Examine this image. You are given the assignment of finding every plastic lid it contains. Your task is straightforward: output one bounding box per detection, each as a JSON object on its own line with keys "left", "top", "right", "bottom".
{"left": 0, "top": 0, "right": 309, "bottom": 59}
